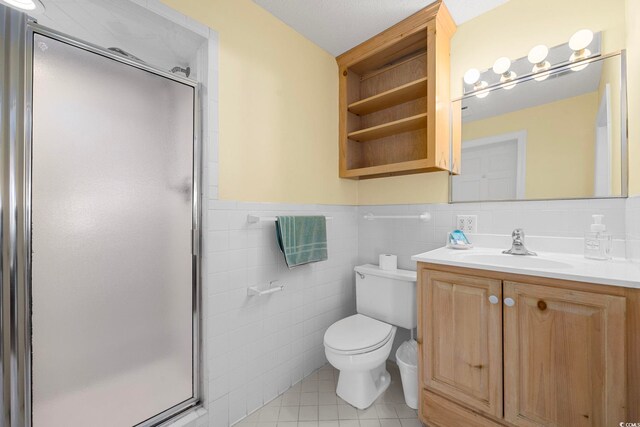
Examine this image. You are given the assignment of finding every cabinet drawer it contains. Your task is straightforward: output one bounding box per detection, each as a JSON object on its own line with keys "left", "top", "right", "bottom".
{"left": 422, "top": 390, "right": 503, "bottom": 427}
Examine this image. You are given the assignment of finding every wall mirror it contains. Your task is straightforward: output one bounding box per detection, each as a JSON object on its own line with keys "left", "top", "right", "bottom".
{"left": 450, "top": 49, "right": 627, "bottom": 203}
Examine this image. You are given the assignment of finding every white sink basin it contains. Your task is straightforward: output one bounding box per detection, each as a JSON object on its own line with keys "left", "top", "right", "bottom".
{"left": 457, "top": 253, "right": 573, "bottom": 270}
{"left": 412, "top": 246, "right": 640, "bottom": 289}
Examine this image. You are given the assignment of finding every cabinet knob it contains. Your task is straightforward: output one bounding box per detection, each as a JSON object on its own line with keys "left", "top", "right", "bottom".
{"left": 504, "top": 297, "right": 515, "bottom": 307}
{"left": 488, "top": 295, "right": 499, "bottom": 305}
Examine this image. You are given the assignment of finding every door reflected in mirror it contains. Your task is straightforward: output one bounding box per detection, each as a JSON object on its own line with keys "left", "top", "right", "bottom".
{"left": 451, "top": 53, "right": 626, "bottom": 202}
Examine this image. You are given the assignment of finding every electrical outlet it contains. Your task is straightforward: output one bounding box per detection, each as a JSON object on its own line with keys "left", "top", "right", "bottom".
{"left": 456, "top": 215, "right": 478, "bottom": 233}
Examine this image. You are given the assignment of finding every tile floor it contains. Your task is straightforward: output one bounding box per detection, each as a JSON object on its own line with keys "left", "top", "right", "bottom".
{"left": 236, "top": 362, "right": 422, "bottom": 427}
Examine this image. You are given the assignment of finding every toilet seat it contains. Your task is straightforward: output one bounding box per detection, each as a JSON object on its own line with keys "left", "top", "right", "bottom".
{"left": 324, "top": 314, "right": 394, "bottom": 355}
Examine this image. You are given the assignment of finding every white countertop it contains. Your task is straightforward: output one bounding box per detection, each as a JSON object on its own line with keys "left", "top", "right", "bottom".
{"left": 412, "top": 247, "right": 640, "bottom": 289}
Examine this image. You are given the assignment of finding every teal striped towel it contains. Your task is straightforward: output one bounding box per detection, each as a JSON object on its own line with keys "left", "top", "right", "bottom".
{"left": 275, "top": 216, "right": 328, "bottom": 268}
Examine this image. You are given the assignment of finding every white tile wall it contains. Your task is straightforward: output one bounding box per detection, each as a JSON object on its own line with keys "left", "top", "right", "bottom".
{"left": 358, "top": 198, "right": 628, "bottom": 271}
{"left": 205, "top": 202, "right": 359, "bottom": 427}
{"left": 626, "top": 196, "right": 640, "bottom": 262}
{"left": 357, "top": 198, "right": 631, "bottom": 362}
{"left": 175, "top": 194, "right": 633, "bottom": 427}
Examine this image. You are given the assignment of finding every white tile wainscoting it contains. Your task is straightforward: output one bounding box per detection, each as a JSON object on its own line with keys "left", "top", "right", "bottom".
{"left": 357, "top": 197, "right": 633, "bottom": 363}
{"left": 358, "top": 198, "right": 628, "bottom": 271}
{"left": 205, "top": 201, "right": 359, "bottom": 427}
{"left": 199, "top": 196, "right": 636, "bottom": 427}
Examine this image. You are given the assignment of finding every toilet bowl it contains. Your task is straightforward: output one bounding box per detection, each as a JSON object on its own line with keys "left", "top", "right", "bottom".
{"left": 323, "top": 264, "right": 417, "bottom": 409}
{"left": 324, "top": 314, "right": 397, "bottom": 409}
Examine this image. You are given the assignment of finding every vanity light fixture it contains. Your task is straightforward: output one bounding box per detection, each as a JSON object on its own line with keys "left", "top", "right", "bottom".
{"left": 0, "top": 0, "right": 45, "bottom": 13}
{"left": 475, "top": 86, "right": 490, "bottom": 98}
{"left": 465, "top": 28, "right": 597, "bottom": 94}
{"left": 464, "top": 68, "right": 490, "bottom": 98}
{"left": 569, "top": 29, "right": 593, "bottom": 71}
{"left": 492, "top": 57, "right": 517, "bottom": 89}
{"left": 463, "top": 68, "right": 480, "bottom": 85}
{"left": 527, "top": 44, "right": 551, "bottom": 81}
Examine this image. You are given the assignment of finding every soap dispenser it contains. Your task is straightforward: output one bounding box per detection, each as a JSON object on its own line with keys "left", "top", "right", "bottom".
{"left": 584, "top": 214, "right": 612, "bottom": 260}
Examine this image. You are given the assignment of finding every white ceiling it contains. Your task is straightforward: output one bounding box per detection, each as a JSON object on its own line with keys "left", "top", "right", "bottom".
{"left": 252, "top": 0, "right": 510, "bottom": 56}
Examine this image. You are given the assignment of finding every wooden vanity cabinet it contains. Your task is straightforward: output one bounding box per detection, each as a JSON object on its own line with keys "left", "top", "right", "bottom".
{"left": 420, "top": 270, "right": 503, "bottom": 418}
{"left": 503, "top": 281, "right": 626, "bottom": 427}
{"left": 418, "top": 263, "right": 637, "bottom": 427}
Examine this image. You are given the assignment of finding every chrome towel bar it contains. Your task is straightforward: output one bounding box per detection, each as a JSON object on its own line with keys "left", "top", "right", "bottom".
{"left": 247, "top": 214, "right": 333, "bottom": 223}
{"left": 363, "top": 212, "right": 431, "bottom": 222}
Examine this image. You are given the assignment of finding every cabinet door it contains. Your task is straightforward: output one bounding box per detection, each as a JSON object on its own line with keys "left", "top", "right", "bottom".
{"left": 420, "top": 269, "right": 503, "bottom": 417}
{"left": 503, "top": 281, "right": 626, "bottom": 427}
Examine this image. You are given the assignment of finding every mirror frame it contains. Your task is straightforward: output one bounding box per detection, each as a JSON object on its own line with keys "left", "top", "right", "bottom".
{"left": 449, "top": 50, "right": 628, "bottom": 203}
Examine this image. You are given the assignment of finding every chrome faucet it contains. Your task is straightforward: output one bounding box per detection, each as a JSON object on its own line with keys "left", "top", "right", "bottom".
{"left": 503, "top": 229, "right": 537, "bottom": 256}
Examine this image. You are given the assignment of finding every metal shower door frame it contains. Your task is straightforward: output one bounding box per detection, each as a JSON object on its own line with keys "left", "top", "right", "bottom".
{"left": 1, "top": 7, "right": 203, "bottom": 426}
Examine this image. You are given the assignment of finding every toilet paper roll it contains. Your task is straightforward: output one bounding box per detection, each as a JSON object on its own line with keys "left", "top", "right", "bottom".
{"left": 379, "top": 254, "right": 397, "bottom": 271}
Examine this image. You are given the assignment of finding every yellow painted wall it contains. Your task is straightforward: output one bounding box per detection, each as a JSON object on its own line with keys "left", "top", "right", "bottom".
{"left": 161, "top": 0, "right": 631, "bottom": 205}
{"left": 463, "top": 93, "right": 599, "bottom": 199}
{"left": 160, "top": 0, "right": 358, "bottom": 204}
{"left": 358, "top": 0, "right": 627, "bottom": 204}
{"left": 357, "top": 172, "right": 450, "bottom": 205}
{"left": 627, "top": 0, "right": 640, "bottom": 196}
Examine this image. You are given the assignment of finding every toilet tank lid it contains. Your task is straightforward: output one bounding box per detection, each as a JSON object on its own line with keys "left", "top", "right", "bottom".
{"left": 354, "top": 264, "right": 417, "bottom": 282}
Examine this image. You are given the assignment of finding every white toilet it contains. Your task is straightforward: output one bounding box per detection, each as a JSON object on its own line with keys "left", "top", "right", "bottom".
{"left": 323, "top": 264, "right": 417, "bottom": 409}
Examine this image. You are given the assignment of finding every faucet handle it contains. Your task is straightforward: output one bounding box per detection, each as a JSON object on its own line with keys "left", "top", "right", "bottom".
{"left": 512, "top": 228, "right": 525, "bottom": 239}
{"left": 505, "top": 228, "right": 537, "bottom": 256}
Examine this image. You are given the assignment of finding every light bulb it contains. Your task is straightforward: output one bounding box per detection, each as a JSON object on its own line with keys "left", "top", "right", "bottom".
{"left": 464, "top": 68, "right": 480, "bottom": 85}
{"left": 532, "top": 61, "right": 551, "bottom": 81}
{"left": 3, "top": 0, "right": 35, "bottom": 9}
{"left": 568, "top": 29, "right": 593, "bottom": 72}
{"left": 501, "top": 71, "right": 517, "bottom": 89}
{"left": 569, "top": 29, "right": 593, "bottom": 51}
{"left": 569, "top": 52, "right": 591, "bottom": 71}
{"left": 569, "top": 48, "right": 591, "bottom": 71}
{"left": 1, "top": 0, "right": 45, "bottom": 13}
{"left": 527, "top": 45, "right": 549, "bottom": 65}
{"left": 534, "top": 70, "right": 551, "bottom": 82}
{"left": 492, "top": 57, "right": 511, "bottom": 75}
{"left": 474, "top": 81, "right": 489, "bottom": 98}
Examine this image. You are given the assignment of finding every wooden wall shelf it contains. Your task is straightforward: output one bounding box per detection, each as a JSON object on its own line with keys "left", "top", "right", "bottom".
{"left": 348, "top": 77, "right": 428, "bottom": 116}
{"left": 348, "top": 113, "right": 427, "bottom": 142}
{"left": 336, "top": 0, "right": 460, "bottom": 180}
{"left": 340, "top": 159, "right": 440, "bottom": 179}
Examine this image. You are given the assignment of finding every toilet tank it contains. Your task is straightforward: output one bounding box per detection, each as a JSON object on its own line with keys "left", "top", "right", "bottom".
{"left": 354, "top": 264, "right": 417, "bottom": 330}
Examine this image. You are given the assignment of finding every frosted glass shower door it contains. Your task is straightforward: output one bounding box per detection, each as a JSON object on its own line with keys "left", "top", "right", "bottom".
{"left": 30, "top": 34, "right": 196, "bottom": 426}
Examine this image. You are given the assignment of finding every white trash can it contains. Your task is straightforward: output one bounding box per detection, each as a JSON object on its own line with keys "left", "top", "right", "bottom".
{"left": 395, "top": 339, "right": 418, "bottom": 409}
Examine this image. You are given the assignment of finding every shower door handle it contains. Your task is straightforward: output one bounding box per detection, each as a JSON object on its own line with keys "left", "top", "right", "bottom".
{"left": 192, "top": 228, "right": 200, "bottom": 255}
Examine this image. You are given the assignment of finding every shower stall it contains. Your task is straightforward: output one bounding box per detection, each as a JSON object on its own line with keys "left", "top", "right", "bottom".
{"left": 1, "top": 5, "right": 202, "bottom": 426}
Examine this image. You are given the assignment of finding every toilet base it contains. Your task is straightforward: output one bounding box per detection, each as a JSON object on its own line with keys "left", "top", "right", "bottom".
{"left": 336, "top": 363, "right": 391, "bottom": 410}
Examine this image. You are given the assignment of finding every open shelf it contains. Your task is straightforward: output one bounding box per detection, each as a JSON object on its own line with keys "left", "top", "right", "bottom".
{"left": 337, "top": 1, "right": 458, "bottom": 179}
{"left": 348, "top": 30, "right": 428, "bottom": 75}
{"left": 348, "top": 77, "right": 428, "bottom": 116}
{"left": 348, "top": 113, "right": 427, "bottom": 142}
{"left": 342, "top": 159, "right": 439, "bottom": 179}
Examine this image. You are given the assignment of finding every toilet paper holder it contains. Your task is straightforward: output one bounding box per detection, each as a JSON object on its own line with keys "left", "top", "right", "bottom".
{"left": 247, "top": 280, "right": 284, "bottom": 296}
